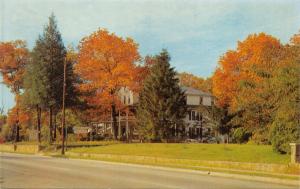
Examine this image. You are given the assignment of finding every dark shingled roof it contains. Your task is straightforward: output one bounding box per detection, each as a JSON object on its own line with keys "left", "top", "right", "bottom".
{"left": 181, "top": 86, "right": 212, "bottom": 96}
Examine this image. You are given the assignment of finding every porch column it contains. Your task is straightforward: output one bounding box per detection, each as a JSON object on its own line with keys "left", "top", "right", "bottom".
{"left": 118, "top": 110, "right": 121, "bottom": 139}
{"left": 174, "top": 123, "right": 177, "bottom": 137}
{"left": 111, "top": 111, "right": 113, "bottom": 135}
{"left": 126, "top": 109, "right": 129, "bottom": 141}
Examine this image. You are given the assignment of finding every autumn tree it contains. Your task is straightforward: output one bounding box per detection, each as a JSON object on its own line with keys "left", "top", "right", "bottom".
{"left": 0, "top": 113, "right": 7, "bottom": 141}
{"left": 7, "top": 98, "right": 34, "bottom": 141}
{"left": 0, "top": 40, "right": 29, "bottom": 142}
{"left": 290, "top": 30, "right": 300, "bottom": 46}
{"left": 134, "top": 55, "right": 156, "bottom": 92}
{"left": 212, "top": 33, "right": 283, "bottom": 143}
{"left": 0, "top": 113, "right": 6, "bottom": 127}
{"left": 0, "top": 40, "right": 29, "bottom": 93}
{"left": 178, "top": 72, "right": 212, "bottom": 93}
{"left": 75, "top": 29, "right": 140, "bottom": 139}
{"left": 212, "top": 32, "right": 300, "bottom": 149}
{"left": 137, "top": 50, "right": 187, "bottom": 141}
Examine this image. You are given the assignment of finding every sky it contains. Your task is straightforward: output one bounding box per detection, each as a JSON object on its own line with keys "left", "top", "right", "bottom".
{"left": 0, "top": 0, "right": 299, "bottom": 113}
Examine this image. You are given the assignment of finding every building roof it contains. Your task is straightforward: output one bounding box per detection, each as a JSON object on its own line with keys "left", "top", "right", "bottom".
{"left": 181, "top": 86, "right": 212, "bottom": 97}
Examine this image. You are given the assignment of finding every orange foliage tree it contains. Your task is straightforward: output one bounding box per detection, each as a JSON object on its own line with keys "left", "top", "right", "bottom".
{"left": 0, "top": 40, "right": 29, "bottom": 142}
{"left": 212, "top": 33, "right": 284, "bottom": 142}
{"left": 212, "top": 33, "right": 281, "bottom": 109}
{"left": 0, "top": 40, "right": 29, "bottom": 94}
{"left": 75, "top": 29, "right": 140, "bottom": 139}
{"left": 178, "top": 72, "right": 212, "bottom": 93}
{"left": 6, "top": 95, "right": 34, "bottom": 141}
{"left": 290, "top": 30, "right": 300, "bottom": 46}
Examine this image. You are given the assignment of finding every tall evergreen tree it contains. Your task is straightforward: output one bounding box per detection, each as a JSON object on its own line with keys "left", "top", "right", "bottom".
{"left": 137, "top": 50, "right": 187, "bottom": 141}
{"left": 23, "top": 14, "right": 67, "bottom": 143}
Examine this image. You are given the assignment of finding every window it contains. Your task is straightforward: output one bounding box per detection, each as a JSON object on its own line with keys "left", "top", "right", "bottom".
{"left": 192, "top": 111, "right": 195, "bottom": 120}
{"left": 123, "top": 96, "right": 126, "bottom": 104}
{"left": 200, "top": 97, "right": 203, "bottom": 105}
{"left": 196, "top": 128, "right": 200, "bottom": 136}
{"left": 196, "top": 112, "right": 200, "bottom": 121}
{"left": 190, "top": 111, "right": 200, "bottom": 121}
{"left": 128, "top": 96, "right": 131, "bottom": 104}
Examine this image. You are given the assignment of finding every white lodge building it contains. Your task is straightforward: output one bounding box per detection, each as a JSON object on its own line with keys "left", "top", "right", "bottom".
{"left": 96, "top": 86, "right": 215, "bottom": 141}
{"left": 181, "top": 86, "right": 215, "bottom": 141}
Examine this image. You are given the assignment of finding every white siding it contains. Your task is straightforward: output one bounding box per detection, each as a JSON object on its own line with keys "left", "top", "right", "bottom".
{"left": 202, "top": 96, "right": 212, "bottom": 106}
{"left": 186, "top": 95, "right": 200, "bottom": 105}
{"left": 118, "top": 87, "right": 138, "bottom": 105}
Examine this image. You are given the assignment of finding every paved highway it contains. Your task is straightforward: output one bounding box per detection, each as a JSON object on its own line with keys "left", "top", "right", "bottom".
{"left": 0, "top": 153, "right": 298, "bottom": 189}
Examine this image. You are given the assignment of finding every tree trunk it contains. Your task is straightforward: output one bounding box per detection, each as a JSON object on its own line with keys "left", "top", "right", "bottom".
{"left": 118, "top": 110, "right": 121, "bottom": 140}
{"left": 126, "top": 109, "right": 129, "bottom": 142}
{"left": 13, "top": 123, "right": 17, "bottom": 151}
{"left": 227, "top": 133, "right": 230, "bottom": 144}
{"left": 49, "top": 107, "right": 53, "bottom": 143}
{"left": 53, "top": 112, "right": 57, "bottom": 141}
{"left": 200, "top": 118, "right": 203, "bottom": 142}
{"left": 15, "top": 108, "right": 19, "bottom": 143}
{"left": 111, "top": 104, "right": 118, "bottom": 140}
{"left": 37, "top": 105, "right": 41, "bottom": 144}
{"left": 15, "top": 124, "right": 19, "bottom": 143}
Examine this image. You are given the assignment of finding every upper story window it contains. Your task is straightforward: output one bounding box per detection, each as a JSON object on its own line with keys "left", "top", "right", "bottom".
{"left": 191, "top": 111, "right": 195, "bottom": 120}
{"left": 128, "top": 96, "right": 131, "bottom": 104}
{"left": 189, "top": 111, "right": 201, "bottom": 121}
{"left": 200, "top": 97, "right": 203, "bottom": 105}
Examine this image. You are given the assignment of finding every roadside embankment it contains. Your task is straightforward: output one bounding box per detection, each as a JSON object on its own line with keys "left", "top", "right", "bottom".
{"left": 1, "top": 142, "right": 299, "bottom": 183}
{"left": 0, "top": 144, "right": 39, "bottom": 154}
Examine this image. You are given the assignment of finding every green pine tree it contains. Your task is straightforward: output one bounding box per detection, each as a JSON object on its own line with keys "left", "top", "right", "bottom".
{"left": 137, "top": 49, "right": 187, "bottom": 142}
{"left": 23, "top": 14, "right": 78, "bottom": 143}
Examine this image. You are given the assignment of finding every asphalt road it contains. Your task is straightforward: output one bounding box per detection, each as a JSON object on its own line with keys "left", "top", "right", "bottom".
{"left": 0, "top": 153, "right": 298, "bottom": 189}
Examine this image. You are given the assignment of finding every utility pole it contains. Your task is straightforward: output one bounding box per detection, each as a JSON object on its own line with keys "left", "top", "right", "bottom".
{"left": 61, "top": 58, "right": 66, "bottom": 155}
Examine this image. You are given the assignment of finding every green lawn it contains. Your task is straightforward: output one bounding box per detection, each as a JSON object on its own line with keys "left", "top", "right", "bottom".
{"left": 69, "top": 143, "right": 290, "bottom": 164}
{"left": 2, "top": 142, "right": 298, "bottom": 178}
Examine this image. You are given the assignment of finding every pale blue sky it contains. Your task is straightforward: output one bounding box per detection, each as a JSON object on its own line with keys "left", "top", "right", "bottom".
{"left": 0, "top": 0, "right": 299, "bottom": 113}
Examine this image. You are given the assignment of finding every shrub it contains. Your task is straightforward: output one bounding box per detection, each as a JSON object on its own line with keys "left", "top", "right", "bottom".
{"left": 232, "top": 127, "right": 251, "bottom": 144}
{"left": 270, "top": 119, "right": 300, "bottom": 154}
{"left": 250, "top": 127, "right": 270, "bottom": 145}
{"left": 92, "top": 134, "right": 104, "bottom": 141}
{"left": 1, "top": 124, "right": 13, "bottom": 142}
{"left": 41, "top": 125, "right": 51, "bottom": 143}
{"left": 66, "top": 134, "right": 77, "bottom": 142}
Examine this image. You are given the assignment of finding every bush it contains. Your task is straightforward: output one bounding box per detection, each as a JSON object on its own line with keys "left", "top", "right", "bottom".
{"left": 1, "top": 124, "right": 13, "bottom": 142}
{"left": 232, "top": 127, "right": 251, "bottom": 144}
{"left": 270, "top": 120, "right": 300, "bottom": 154}
{"left": 92, "top": 134, "right": 104, "bottom": 141}
{"left": 247, "top": 125, "right": 270, "bottom": 145}
{"left": 66, "top": 134, "right": 77, "bottom": 142}
{"left": 41, "top": 125, "right": 51, "bottom": 143}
